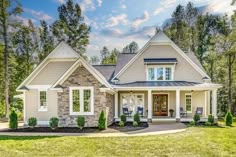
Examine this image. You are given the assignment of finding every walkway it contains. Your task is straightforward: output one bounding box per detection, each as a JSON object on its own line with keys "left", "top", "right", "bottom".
{"left": 0, "top": 122, "right": 186, "bottom": 137}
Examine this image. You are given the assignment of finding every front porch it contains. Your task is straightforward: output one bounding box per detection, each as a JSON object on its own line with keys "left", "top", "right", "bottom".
{"left": 114, "top": 88, "right": 218, "bottom": 122}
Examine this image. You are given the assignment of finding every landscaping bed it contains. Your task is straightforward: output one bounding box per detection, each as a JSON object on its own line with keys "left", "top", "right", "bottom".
{"left": 109, "top": 122, "right": 148, "bottom": 132}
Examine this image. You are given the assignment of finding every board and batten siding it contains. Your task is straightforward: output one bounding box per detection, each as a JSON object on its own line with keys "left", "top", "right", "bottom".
{"left": 29, "top": 61, "right": 75, "bottom": 85}
{"left": 118, "top": 45, "right": 204, "bottom": 83}
{"left": 25, "top": 89, "right": 58, "bottom": 122}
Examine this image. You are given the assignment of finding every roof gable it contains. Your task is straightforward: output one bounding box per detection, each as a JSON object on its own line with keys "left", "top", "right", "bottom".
{"left": 112, "top": 31, "right": 209, "bottom": 81}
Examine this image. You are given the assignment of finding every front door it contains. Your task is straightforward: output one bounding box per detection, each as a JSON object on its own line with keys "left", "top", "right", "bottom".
{"left": 153, "top": 94, "right": 168, "bottom": 116}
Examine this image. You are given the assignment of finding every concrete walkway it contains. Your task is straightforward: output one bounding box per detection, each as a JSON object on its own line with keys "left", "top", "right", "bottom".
{"left": 0, "top": 122, "right": 186, "bottom": 137}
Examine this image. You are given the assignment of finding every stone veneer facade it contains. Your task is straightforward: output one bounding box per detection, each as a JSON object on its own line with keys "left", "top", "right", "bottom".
{"left": 57, "top": 65, "right": 114, "bottom": 127}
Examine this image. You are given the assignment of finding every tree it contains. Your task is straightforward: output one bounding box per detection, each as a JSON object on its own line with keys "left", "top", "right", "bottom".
{"left": 38, "top": 20, "right": 54, "bottom": 62}
{"left": 100, "top": 46, "right": 110, "bottom": 64}
{"left": 52, "top": 0, "right": 90, "bottom": 58}
{"left": 0, "top": 0, "right": 22, "bottom": 119}
{"left": 90, "top": 56, "right": 100, "bottom": 65}
{"left": 100, "top": 47, "right": 119, "bottom": 64}
{"left": 122, "top": 41, "right": 139, "bottom": 53}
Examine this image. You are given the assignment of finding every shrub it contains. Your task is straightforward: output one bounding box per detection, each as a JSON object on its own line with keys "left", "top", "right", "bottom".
{"left": 118, "top": 121, "right": 124, "bottom": 127}
{"left": 225, "top": 112, "right": 233, "bottom": 126}
{"left": 28, "top": 117, "right": 37, "bottom": 128}
{"left": 208, "top": 115, "right": 214, "bottom": 124}
{"left": 9, "top": 110, "right": 18, "bottom": 129}
{"left": 133, "top": 113, "right": 140, "bottom": 123}
{"left": 133, "top": 121, "right": 138, "bottom": 127}
{"left": 169, "top": 109, "right": 174, "bottom": 117}
{"left": 120, "top": 114, "right": 127, "bottom": 124}
{"left": 193, "top": 114, "right": 200, "bottom": 124}
{"left": 205, "top": 122, "right": 212, "bottom": 126}
{"left": 189, "top": 121, "right": 195, "bottom": 126}
{"left": 49, "top": 117, "right": 59, "bottom": 129}
{"left": 98, "top": 110, "right": 106, "bottom": 130}
{"left": 77, "top": 116, "right": 85, "bottom": 130}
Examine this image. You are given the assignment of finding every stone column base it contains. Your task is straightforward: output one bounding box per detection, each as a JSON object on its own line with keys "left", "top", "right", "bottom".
{"left": 176, "top": 118, "right": 181, "bottom": 122}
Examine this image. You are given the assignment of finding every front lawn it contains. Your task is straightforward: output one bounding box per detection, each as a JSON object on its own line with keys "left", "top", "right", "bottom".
{"left": 0, "top": 122, "right": 235, "bottom": 157}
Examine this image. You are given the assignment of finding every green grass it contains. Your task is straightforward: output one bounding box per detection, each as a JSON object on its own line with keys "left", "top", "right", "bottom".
{"left": 0, "top": 123, "right": 235, "bottom": 157}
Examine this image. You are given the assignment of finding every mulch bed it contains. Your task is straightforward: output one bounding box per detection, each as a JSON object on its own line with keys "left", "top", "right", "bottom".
{"left": 0, "top": 122, "right": 149, "bottom": 133}
{"left": 108, "top": 122, "right": 149, "bottom": 132}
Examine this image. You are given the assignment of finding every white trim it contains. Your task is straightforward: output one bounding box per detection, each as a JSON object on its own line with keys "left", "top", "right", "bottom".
{"left": 17, "top": 41, "right": 79, "bottom": 90}
{"left": 120, "top": 93, "right": 145, "bottom": 116}
{"left": 111, "top": 31, "right": 209, "bottom": 82}
{"left": 38, "top": 89, "right": 48, "bottom": 112}
{"left": 69, "top": 86, "right": 94, "bottom": 115}
{"left": 23, "top": 91, "right": 26, "bottom": 124}
{"left": 185, "top": 93, "right": 192, "bottom": 113}
{"left": 27, "top": 85, "right": 52, "bottom": 90}
{"left": 152, "top": 92, "right": 170, "bottom": 117}
{"left": 146, "top": 65, "right": 175, "bottom": 81}
{"left": 52, "top": 58, "right": 113, "bottom": 89}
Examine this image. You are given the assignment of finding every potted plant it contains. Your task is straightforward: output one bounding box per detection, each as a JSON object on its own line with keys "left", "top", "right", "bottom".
{"left": 169, "top": 109, "right": 174, "bottom": 117}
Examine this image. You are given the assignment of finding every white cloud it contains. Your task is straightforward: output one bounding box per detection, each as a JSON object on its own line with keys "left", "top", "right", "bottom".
{"left": 205, "top": 0, "right": 236, "bottom": 16}
{"left": 79, "top": 0, "right": 96, "bottom": 12}
{"left": 12, "top": 16, "right": 36, "bottom": 26}
{"left": 97, "top": 0, "right": 102, "bottom": 7}
{"left": 24, "top": 8, "right": 53, "bottom": 21}
{"left": 55, "top": 0, "right": 66, "bottom": 4}
{"left": 84, "top": 15, "right": 98, "bottom": 29}
{"left": 105, "top": 13, "right": 128, "bottom": 27}
{"left": 121, "top": 4, "right": 127, "bottom": 9}
{"left": 153, "top": 8, "right": 164, "bottom": 15}
{"left": 132, "top": 11, "right": 149, "bottom": 30}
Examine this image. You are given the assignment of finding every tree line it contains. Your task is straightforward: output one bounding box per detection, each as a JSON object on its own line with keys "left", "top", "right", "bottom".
{"left": 0, "top": 0, "right": 235, "bottom": 119}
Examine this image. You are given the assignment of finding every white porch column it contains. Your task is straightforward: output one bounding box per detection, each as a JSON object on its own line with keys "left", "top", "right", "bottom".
{"left": 175, "top": 89, "right": 180, "bottom": 120}
{"left": 204, "top": 91, "right": 207, "bottom": 117}
{"left": 148, "top": 89, "right": 152, "bottom": 120}
{"left": 212, "top": 89, "right": 218, "bottom": 118}
{"left": 114, "top": 92, "right": 118, "bottom": 119}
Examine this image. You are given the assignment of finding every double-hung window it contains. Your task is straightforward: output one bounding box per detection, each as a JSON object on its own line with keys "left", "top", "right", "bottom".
{"left": 147, "top": 66, "right": 173, "bottom": 81}
{"left": 185, "top": 94, "right": 192, "bottom": 113}
{"left": 39, "top": 90, "right": 47, "bottom": 111}
{"left": 70, "top": 87, "right": 94, "bottom": 115}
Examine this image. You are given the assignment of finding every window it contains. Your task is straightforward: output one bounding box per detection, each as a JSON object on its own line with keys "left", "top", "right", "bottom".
{"left": 147, "top": 66, "right": 174, "bottom": 81}
{"left": 70, "top": 87, "right": 94, "bottom": 115}
{"left": 121, "top": 94, "right": 144, "bottom": 116}
{"left": 185, "top": 94, "right": 192, "bottom": 113}
{"left": 39, "top": 90, "right": 47, "bottom": 111}
{"left": 148, "top": 68, "right": 154, "bottom": 80}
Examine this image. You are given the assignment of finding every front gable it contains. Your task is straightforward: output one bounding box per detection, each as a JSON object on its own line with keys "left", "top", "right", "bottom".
{"left": 113, "top": 31, "right": 209, "bottom": 83}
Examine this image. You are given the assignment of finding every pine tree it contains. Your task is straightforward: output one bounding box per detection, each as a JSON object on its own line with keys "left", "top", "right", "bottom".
{"left": 122, "top": 41, "right": 139, "bottom": 53}
{"left": 52, "top": 0, "right": 90, "bottom": 58}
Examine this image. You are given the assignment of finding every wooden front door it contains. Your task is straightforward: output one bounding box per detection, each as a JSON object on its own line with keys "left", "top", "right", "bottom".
{"left": 153, "top": 94, "right": 168, "bottom": 116}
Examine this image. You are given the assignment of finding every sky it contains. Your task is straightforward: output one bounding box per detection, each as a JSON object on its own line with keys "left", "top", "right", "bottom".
{"left": 19, "top": 0, "right": 236, "bottom": 57}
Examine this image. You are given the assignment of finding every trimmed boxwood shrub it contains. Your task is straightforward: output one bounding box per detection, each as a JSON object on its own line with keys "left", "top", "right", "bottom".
{"left": 77, "top": 116, "right": 85, "bottom": 130}
{"left": 208, "top": 115, "right": 214, "bottom": 124}
{"left": 120, "top": 114, "right": 126, "bottom": 124}
{"left": 225, "top": 112, "right": 233, "bottom": 126}
{"left": 133, "top": 113, "right": 140, "bottom": 123}
{"left": 118, "top": 121, "right": 124, "bottom": 127}
{"left": 133, "top": 121, "right": 138, "bottom": 127}
{"left": 9, "top": 110, "right": 18, "bottom": 129}
{"left": 28, "top": 117, "right": 37, "bottom": 128}
{"left": 49, "top": 117, "right": 59, "bottom": 129}
{"left": 193, "top": 114, "right": 200, "bottom": 124}
{"left": 98, "top": 111, "right": 106, "bottom": 130}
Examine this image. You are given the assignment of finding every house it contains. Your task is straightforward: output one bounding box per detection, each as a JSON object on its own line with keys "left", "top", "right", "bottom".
{"left": 17, "top": 31, "right": 222, "bottom": 127}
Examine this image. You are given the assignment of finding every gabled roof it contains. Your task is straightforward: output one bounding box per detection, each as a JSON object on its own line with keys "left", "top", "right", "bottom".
{"left": 93, "top": 65, "right": 116, "bottom": 82}
{"left": 52, "top": 58, "right": 113, "bottom": 89}
{"left": 111, "top": 31, "right": 210, "bottom": 81}
{"left": 114, "top": 53, "right": 136, "bottom": 76}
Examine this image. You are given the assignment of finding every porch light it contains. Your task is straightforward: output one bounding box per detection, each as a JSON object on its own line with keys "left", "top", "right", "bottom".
{"left": 191, "top": 90, "right": 194, "bottom": 94}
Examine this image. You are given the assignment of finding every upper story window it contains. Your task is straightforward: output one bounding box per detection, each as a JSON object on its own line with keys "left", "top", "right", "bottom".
{"left": 147, "top": 66, "right": 173, "bottom": 81}
{"left": 39, "top": 90, "right": 47, "bottom": 111}
{"left": 69, "top": 87, "right": 94, "bottom": 115}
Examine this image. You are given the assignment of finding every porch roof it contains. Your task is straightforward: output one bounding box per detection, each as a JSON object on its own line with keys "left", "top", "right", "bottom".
{"left": 112, "top": 81, "right": 222, "bottom": 89}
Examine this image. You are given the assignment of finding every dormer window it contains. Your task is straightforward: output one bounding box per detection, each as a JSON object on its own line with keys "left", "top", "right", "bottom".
{"left": 147, "top": 66, "right": 174, "bottom": 81}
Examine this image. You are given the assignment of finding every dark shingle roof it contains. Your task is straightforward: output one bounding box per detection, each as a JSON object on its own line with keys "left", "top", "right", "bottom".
{"left": 144, "top": 58, "right": 177, "bottom": 64}
{"left": 93, "top": 65, "right": 116, "bottom": 82}
{"left": 113, "top": 81, "right": 200, "bottom": 87}
{"left": 114, "top": 53, "right": 136, "bottom": 76}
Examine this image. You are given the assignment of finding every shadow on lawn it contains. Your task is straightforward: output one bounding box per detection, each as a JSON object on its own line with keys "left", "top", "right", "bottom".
{"left": 0, "top": 135, "right": 60, "bottom": 141}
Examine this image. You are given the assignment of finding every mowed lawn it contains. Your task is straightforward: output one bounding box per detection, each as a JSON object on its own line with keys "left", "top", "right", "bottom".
{"left": 0, "top": 123, "right": 235, "bottom": 157}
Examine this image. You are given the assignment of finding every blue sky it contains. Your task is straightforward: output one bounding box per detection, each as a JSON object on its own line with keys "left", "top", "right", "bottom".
{"left": 19, "top": 0, "right": 235, "bottom": 57}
